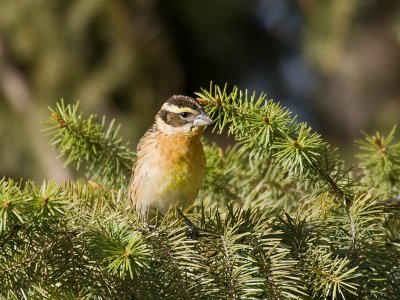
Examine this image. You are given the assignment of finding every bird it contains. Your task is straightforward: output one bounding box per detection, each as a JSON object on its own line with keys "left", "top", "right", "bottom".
{"left": 130, "top": 95, "right": 213, "bottom": 218}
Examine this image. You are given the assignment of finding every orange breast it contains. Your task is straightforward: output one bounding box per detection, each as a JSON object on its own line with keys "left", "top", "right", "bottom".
{"left": 131, "top": 131, "right": 205, "bottom": 214}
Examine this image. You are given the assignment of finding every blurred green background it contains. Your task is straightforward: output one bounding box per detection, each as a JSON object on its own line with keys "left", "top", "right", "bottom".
{"left": 0, "top": 0, "right": 400, "bottom": 182}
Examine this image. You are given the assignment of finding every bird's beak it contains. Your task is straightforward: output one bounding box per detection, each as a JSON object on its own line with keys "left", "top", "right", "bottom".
{"left": 193, "top": 111, "right": 213, "bottom": 127}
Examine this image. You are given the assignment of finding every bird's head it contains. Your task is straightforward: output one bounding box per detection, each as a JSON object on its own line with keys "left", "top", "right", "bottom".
{"left": 155, "top": 95, "right": 213, "bottom": 136}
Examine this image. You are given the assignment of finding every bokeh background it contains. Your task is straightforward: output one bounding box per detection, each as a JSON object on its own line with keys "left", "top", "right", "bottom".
{"left": 0, "top": 0, "right": 400, "bottom": 182}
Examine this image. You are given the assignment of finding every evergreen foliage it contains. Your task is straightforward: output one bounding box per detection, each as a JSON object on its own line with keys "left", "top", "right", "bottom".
{"left": 1, "top": 83, "right": 399, "bottom": 299}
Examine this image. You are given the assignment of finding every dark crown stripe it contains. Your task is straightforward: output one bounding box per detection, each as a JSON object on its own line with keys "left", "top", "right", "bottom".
{"left": 166, "top": 95, "right": 201, "bottom": 111}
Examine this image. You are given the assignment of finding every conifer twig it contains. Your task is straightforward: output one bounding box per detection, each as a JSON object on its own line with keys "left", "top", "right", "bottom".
{"left": 196, "top": 83, "right": 357, "bottom": 246}
{"left": 44, "top": 100, "right": 135, "bottom": 189}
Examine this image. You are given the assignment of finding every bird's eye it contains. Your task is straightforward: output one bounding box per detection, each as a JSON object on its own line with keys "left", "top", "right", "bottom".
{"left": 180, "top": 112, "right": 189, "bottom": 118}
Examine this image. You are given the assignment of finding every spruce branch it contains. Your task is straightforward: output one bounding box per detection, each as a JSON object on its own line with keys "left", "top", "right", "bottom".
{"left": 44, "top": 100, "right": 135, "bottom": 189}
{"left": 356, "top": 126, "right": 400, "bottom": 195}
{"left": 141, "top": 218, "right": 210, "bottom": 299}
{"left": 196, "top": 83, "right": 351, "bottom": 199}
{"left": 306, "top": 249, "right": 360, "bottom": 299}
{"left": 196, "top": 83, "right": 356, "bottom": 244}
{"left": 201, "top": 142, "right": 307, "bottom": 213}
{"left": 0, "top": 178, "right": 26, "bottom": 233}
{"left": 87, "top": 219, "right": 150, "bottom": 280}
{"left": 196, "top": 206, "right": 308, "bottom": 299}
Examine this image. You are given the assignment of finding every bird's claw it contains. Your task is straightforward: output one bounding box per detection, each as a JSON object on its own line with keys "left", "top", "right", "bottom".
{"left": 177, "top": 209, "right": 200, "bottom": 239}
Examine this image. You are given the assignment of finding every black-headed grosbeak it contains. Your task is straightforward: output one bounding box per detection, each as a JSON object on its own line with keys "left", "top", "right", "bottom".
{"left": 130, "top": 95, "right": 212, "bottom": 216}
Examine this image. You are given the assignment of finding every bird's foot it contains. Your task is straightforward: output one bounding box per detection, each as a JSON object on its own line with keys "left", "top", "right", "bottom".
{"left": 177, "top": 209, "right": 200, "bottom": 239}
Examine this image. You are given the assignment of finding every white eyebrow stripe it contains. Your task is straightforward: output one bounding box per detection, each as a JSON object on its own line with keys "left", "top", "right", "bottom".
{"left": 161, "top": 103, "right": 198, "bottom": 115}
